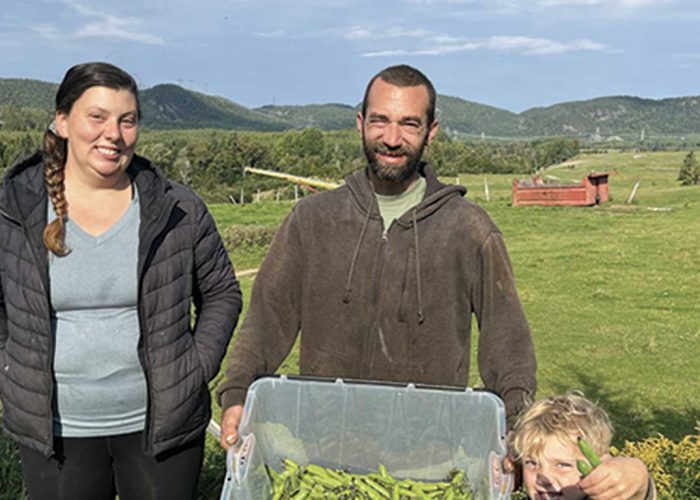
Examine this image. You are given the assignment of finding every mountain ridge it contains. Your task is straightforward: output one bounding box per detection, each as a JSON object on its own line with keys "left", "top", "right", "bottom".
{"left": 2, "top": 77, "right": 699, "bottom": 137}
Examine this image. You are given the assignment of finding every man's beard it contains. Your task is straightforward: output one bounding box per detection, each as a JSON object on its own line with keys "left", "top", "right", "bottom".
{"left": 363, "top": 133, "right": 428, "bottom": 183}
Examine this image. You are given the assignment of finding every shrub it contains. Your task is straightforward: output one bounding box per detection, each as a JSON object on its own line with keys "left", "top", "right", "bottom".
{"left": 612, "top": 427, "right": 700, "bottom": 499}
{"left": 222, "top": 225, "right": 277, "bottom": 251}
{"left": 678, "top": 151, "right": 700, "bottom": 185}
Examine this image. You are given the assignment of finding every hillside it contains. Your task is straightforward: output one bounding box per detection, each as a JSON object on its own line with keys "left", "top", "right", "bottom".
{"left": 519, "top": 95, "right": 700, "bottom": 137}
{"left": 436, "top": 94, "right": 525, "bottom": 136}
{"left": 139, "top": 84, "right": 289, "bottom": 131}
{"left": 255, "top": 103, "right": 356, "bottom": 130}
{"left": 4, "top": 77, "right": 700, "bottom": 137}
{"left": 0, "top": 78, "right": 57, "bottom": 108}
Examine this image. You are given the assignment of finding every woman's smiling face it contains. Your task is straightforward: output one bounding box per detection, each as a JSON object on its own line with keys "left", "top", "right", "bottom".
{"left": 56, "top": 85, "right": 139, "bottom": 185}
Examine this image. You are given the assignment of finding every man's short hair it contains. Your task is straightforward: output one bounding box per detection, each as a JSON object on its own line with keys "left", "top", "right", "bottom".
{"left": 361, "top": 65, "right": 437, "bottom": 125}
{"left": 512, "top": 392, "right": 613, "bottom": 461}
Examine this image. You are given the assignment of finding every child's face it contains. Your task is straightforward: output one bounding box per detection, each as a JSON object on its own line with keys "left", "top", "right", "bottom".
{"left": 522, "top": 435, "right": 586, "bottom": 499}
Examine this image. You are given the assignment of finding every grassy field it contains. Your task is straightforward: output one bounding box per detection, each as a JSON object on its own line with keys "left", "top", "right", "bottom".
{"left": 462, "top": 151, "right": 700, "bottom": 443}
{"left": 1, "top": 150, "right": 698, "bottom": 499}
{"left": 210, "top": 150, "right": 700, "bottom": 446}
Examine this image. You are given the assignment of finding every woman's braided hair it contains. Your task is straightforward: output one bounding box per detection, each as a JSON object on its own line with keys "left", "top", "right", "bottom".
{"left": 43, "top": 62, "right": 140, "bottom": 256}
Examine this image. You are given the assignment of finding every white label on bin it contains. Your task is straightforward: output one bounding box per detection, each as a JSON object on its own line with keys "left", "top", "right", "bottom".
{"left": 235, "top": 434, "right": 256, "bottom": 482}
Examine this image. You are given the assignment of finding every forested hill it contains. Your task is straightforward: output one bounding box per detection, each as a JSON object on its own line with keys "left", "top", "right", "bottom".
{"left": 3, "top": 77, "right": 700, "bottom": 137}
{"left": 0, "top": 78, "right": 57, "bottom": 108}
{"left": 255, "top": 103, "right": 357, "bottom": 130}
{"left": 140, "top": 84, "right": 289, "bottom": 131}
{"left": 435, "top": 95, "right": 525, "bottom": 136}
{"left": 518, "top": 95, "right": 700, "bottom": 137}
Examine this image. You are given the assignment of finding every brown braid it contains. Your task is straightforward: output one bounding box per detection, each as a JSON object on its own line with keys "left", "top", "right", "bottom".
{"left": 42, "top": 129, "right": 70, "bottom": 256}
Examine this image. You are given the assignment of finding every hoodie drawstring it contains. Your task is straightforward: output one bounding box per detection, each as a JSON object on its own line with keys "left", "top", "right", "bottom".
{"left": 343, "top": 200, "right": 373, "bottom": 303}
{"left": 412, "top": 209, "right": 425, "bottom": 324}
{"left": 343, "top": 199, "right": 425, "bottom": 325}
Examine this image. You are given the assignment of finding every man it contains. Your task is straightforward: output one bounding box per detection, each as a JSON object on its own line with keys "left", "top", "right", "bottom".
{"left": 217, "top": 65, "right": 536, "bottom": 448}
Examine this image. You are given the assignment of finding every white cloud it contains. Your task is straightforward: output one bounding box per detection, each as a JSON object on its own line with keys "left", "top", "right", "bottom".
{"left": 30, "top": 0, "right": 165, "bottom": 45}
{"left": 385, "top": 27, "right": 430, "bottom": 38}
{"left": 485, "top": 35, "right": 608, "bottom": 55}
{"left": 274, "top": 22, "right": 615, "bottom": 58}
{"left": 31, "top": 24, "right": 63, "bottom": 40}
{"left": 404, "top": 0, "right": 479, "bottom": 4}
{"left": 501, "top": 0, "right": 675, "bottom": 14}
{"left": 73, "top": 15, "right": 164, "bottom": 45}
{"left": 401, "top": 0, "right": 674, "bottom": 14}
{"left": 254, "top": 30, "right": 286, "bottom": 38}
{"left": 362, "top": 34, "right": 613, "bottom": 57}
{"left": 340, "top": 26, "right": 431, "bottom": 40}
{"left": 344, "top": 27, "right": 373, "bottom": 40}
{"left": 536, "top": 0, "right": 669, "bottom": 6}
{"left": 270, "top": 25, "right": 431, "bottom": 41}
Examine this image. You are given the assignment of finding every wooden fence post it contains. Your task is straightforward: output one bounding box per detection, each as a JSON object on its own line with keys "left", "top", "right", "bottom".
{"left": 627, "top": 179, "right": 641, "bottom": 204}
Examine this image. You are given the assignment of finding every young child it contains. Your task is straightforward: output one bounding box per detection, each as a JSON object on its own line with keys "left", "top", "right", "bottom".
{"left": 511, "top": 392, "right": 655, "bottom": 499}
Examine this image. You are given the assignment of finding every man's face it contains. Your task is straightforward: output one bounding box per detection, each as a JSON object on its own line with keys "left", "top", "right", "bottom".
{"left": 522, "top": 435, "right": 587, "bottom": 500}
{"left": 357, "top": 78, "right": 438, "bottom": 184}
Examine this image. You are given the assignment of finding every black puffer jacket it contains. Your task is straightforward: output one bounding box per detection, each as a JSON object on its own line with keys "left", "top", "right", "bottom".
{"left": 0, "top": 152, "right": 242, "bottom": 457}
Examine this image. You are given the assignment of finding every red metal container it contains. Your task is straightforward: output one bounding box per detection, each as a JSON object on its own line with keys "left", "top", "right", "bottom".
{"left": 512, "top": 172, "right": 610, "bottom": 207}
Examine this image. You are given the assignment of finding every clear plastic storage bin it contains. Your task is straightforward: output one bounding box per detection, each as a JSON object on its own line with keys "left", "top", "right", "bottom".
{"left": 220, "top": 376, "right": 513, "bottom": 499}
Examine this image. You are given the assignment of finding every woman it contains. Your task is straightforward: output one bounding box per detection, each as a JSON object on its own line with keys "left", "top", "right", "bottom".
{"left": 0, "top": 62, "right": 242, "bottom": 499}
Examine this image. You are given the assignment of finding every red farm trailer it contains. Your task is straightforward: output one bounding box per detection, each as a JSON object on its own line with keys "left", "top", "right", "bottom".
{"left": 512, "top": 172, "right": 610, "bottom": 207}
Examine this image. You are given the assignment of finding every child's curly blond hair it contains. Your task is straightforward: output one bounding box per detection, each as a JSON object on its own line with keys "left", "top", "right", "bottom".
{"left": 512, "top": 391, "right": 613, "bottom": 461}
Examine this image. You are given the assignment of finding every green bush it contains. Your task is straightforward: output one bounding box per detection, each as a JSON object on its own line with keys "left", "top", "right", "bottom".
{"left": 678, "top": 151, "right": 700, "bottom": 185}
{"left": 612, "top": 427, "right": 700, "bottom": 499}
{"left": 222, "top": 224, "right": 277, "bottom": 250}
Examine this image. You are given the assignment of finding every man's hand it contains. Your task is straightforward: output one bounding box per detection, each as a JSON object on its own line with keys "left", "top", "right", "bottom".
{"left": 220, "top": 404, "right": 244, "bottom": 450}
{"left": 578, "top": 455, "right": 651, "bottom": 500}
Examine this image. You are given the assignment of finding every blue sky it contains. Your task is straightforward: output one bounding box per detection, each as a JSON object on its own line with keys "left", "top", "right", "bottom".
{"left": 1, "top": 0, "right": 699, "bottom": 112}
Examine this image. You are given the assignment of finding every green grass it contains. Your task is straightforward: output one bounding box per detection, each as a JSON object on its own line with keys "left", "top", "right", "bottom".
{"left": 209, "top": 199, "right": 297, "bottom": 228}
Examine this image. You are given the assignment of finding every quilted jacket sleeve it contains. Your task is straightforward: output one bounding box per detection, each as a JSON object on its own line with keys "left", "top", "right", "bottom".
{"left": 191, "top": 196, "right": 243, "bottom": 382}
{"left": 0, "top": 275, "right": 6, "bottom": 351}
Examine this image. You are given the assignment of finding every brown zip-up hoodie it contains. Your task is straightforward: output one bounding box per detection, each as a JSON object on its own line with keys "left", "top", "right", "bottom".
{"left": 218, "top": 163, "right": 536, "bottom": 426}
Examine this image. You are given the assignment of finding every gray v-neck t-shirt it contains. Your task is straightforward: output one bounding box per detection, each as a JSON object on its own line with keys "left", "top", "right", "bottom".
{"left": 48, "top": 190, "right": 146, "bottom": 436}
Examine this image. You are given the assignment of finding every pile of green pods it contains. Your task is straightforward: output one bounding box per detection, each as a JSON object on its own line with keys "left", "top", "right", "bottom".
{"left": 267, "top": 459, "right": 474, "bottom": 499}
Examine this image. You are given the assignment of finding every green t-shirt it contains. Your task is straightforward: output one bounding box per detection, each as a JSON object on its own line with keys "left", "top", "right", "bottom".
{"left": 374, "top": 176, "right": 427, "bottom": 230}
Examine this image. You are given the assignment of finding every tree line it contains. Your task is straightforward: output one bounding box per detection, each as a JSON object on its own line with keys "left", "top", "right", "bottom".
{"left": 0, "top": 128, "right": 580, "bottom": 202}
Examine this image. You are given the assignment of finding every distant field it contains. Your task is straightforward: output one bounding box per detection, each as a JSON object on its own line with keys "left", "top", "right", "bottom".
{"left": 211, "top": 150, "right": 700, "bottom": 445}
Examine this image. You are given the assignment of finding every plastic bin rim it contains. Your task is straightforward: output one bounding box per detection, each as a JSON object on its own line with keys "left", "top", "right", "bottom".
{"left": 248, "top": 374, "right": 505, "bottom": 401}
